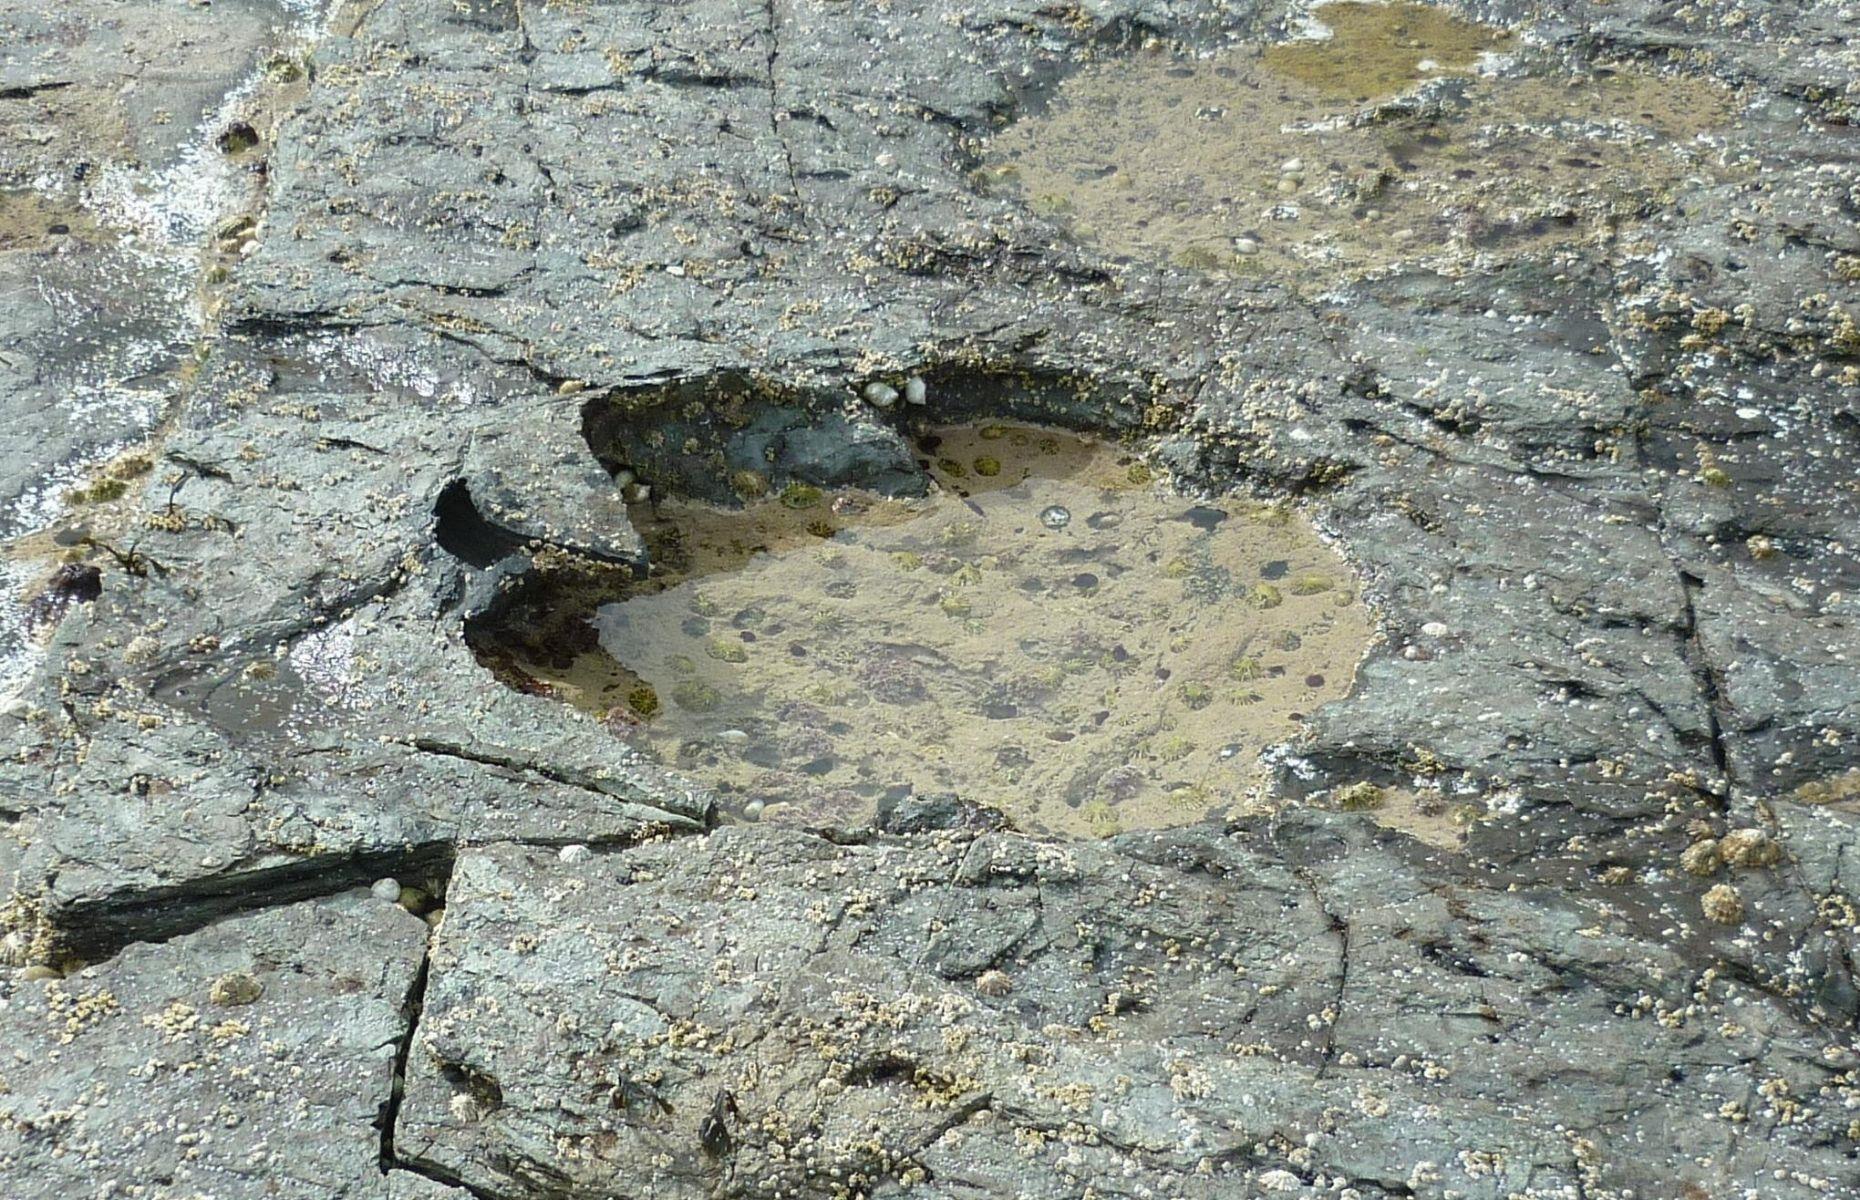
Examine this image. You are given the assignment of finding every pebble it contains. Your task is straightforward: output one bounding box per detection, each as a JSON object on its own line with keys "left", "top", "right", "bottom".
{"left": 903, "top": 376, "right": 928, "bottom": 405}
{"left": 559, "top": 843, "right": 593, "bottom": 864}
{"left": 743, "top": 798, "right": 766, "bottom": 821}
{"left": 1280, "top": 157, "right": 1303, "bottom": 174}
{"left": 863, "top": 381, "right": 899, "bottom": 408}
{"left": 1039, "top": 505, "right": 1072, "bottom": 530}
{"left": 717, "top": 729, "right": 751, "bottom": 744}
{"left": 1420, "top": 621, "right": 1450, "bottom": 637}
{"left": 1233, "top": 237, "right": 1259, "bottom": 256}
{"left": 370, "top": 877, "right": 402, "bottom": 903}
{"left": 1183, "top": 505, "right": 1227, "bottom": 531}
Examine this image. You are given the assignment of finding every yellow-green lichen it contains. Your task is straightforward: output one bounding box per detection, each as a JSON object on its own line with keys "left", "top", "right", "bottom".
{"left": 1334, "top": 782, "right": 1387, "bottom": 811}
{"left": 670, "top": 680, "right": 722, "bottom": 713}
{"left": 705, "top": 638, "right": 748, "bottom": 664}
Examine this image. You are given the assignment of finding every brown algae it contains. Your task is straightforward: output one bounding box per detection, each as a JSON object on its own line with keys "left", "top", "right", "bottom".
{"left": 983, "top": 1, "right": 1740, "bottom": 283}
{"left": 484, "top": 427, "right": 1374, "bottom": 838}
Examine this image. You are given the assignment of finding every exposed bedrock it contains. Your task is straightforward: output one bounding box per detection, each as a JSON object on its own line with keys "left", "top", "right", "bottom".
{"left": 1, "top": 0, "right": 1857, "bottom": 1196}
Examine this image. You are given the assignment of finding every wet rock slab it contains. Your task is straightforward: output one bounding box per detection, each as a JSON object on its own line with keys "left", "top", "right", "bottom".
{"left": 0, "top": 375, "right": 711, "bottom": 953}
{"left": 0, "top": 891, "right": 426, "bottom": 1199}
{"left": 4, "top": 0, "right": 1860, "bottom": 1197}
{"left": 396, "top": 816, "right": 1858, "bottom": 1199}
{"left": 0, "top": 0, "right": 302, "bottom": 177}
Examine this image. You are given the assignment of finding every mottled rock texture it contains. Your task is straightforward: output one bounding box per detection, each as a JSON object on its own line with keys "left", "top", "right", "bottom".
{"left": 395, "top": 819, "right": 1854, "bottom": 1198}
{"left": 1, "top": 0, "right": 1858, "bottom": 1196}
{"left": 0, "top": 891, "right": 427, "bottom": 1199}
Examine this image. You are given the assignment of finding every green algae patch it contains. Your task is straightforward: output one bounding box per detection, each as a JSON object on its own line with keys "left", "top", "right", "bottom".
{"left": 491, "top": 426, "right": 1374, "bottom": 838}
{"left": 984, "top": 4, "right": 1741, "bottom": 287}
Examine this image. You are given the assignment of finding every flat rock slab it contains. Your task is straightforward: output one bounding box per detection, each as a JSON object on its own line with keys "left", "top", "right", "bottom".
{"left": 397, "top": 817, "right": 1858, "bottom": 1199}
{"left": 10, "top": 0, "right": 1860, "bottom": 927}
{"left": 5, "top": 1, "right": 1860, "bottom": 1197}
{"left": 0, "top": 891, "right": 427, "bottom": 1199}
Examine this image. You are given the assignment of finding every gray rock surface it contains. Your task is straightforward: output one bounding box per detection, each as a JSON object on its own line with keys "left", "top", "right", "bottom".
{"left": 0, "top": 890, "right": 426, "bottom": 1199}
{"left": 396, "top": 819, "right": 1856, "bottom": 1199}
{"left": 0, "top": 0, "right": 329, "bottom": 689}
{"left": 0, "top": 0, "right": 1857, "bottom": 1196}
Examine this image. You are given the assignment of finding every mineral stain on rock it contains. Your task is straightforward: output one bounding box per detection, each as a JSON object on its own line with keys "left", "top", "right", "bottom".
{"left": 479, "top": 427, "right": 1372, "bottom": 837}
{"left": 984, "top": 0, "right": 1742, "bottom": 283}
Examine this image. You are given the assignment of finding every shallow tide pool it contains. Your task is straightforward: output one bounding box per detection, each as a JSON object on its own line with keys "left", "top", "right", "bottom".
{"left": 483, "top": 427, "right": 1375, "bottom": 837}
{"left": 982, "top": 0, "right": 1740, "bottom": 283}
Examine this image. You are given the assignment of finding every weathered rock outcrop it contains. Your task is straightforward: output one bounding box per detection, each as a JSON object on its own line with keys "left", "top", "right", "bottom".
{"left": 2, "top": 0, "right": 1857, "bottom": 1196}
{"left": 392, "top": 815, "right": 1856, "bottom": 1199}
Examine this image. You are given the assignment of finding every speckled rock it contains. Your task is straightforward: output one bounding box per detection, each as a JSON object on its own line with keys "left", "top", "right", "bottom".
{"left": 394, "top": 816, "right": 1858, "bottom": 1199}
{"left": 0, "top": 891, "right": 427, "bottom": 1199}
{"left": 4, "top": 0, "right": 1860, "bottom": 1196}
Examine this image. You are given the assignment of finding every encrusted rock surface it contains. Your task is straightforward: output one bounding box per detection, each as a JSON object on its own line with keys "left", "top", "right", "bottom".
{"left": 0, "top": 890, "right": 427, "bottom": 1198}
{"left": 395, "top": 817, "right": 1855, "bottom": 1198}
{"left": 1, "top": 0, "right": 1858, "bottom": 1196}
